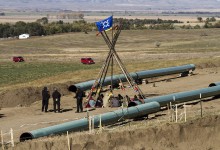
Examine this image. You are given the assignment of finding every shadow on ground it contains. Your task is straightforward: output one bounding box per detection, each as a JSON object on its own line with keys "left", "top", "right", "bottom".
{"left": 0, "top": 113, "right": 5, "bottom": 118}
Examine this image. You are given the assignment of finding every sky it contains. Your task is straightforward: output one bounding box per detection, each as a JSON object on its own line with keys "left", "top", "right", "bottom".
{"left": 0, "top": 0, "right": 220, "bottom": 11}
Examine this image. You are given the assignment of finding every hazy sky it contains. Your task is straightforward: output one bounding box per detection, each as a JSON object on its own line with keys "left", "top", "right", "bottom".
{"left": 0, "top": 0, "right": 219, "bottom": 11}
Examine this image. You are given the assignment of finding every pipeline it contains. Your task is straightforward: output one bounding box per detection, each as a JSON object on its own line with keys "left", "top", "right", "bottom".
{"left": 129, "top": 84, "right": 220, "bottom": 107}
{"left": 20, "top": 101, "right": 160, "bottom": 142}
{"left": 68, "top": 64, "right": 195, "bottom": 92}
{"left": 20, "top": 81, "right": 220, "bottom": 141}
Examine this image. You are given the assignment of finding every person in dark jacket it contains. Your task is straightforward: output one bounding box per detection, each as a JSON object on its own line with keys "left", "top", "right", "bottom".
{"left": 52, "top": 88, "right": 61, "bottom": 113}
{"left": 74, "top": 88, "right": 84, "bottom": 113}
{"left": 42, "top": 87, "right": 50, "bottom": 112}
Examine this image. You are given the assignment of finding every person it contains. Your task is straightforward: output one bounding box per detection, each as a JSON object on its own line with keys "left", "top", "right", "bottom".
{"left": 42, "top": 87, "right": 50, "bottom": 112}
{"left": 111, "top": 96, "right": 120, "bottom": 107}
{"left": 102, "top": 92, "right": 112, "bottom": 108}
{"left": 133, "top": 95, "right": 139, "bottom": 101}
{"left": 138, "top": 94, "right": 145, "bottom": 104}
{"left": 132, "top": 94, "right": 144, "bottom": 104}
{"left": 125, "top": 95, "right": 131, "bottom": 104}
{"left": 75, "top": 88, "right": 84, "bottom": 113}
{"left": 95, "top": 94, "right": 104, "bottom": 107}
{"left": 119, "top": 82, "right": 125, "bottom": 90}
{"left": 117, "top": 94, "right": 123, "bottom": 106}
{"left": 52, "top": 88, "right": 61, "bottom": 113}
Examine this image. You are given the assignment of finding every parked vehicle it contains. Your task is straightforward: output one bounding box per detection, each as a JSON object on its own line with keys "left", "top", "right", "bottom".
{"left": 13, "top": 56, "right": 25, "bottom": 62}
{"left": 81, "top": 57, "right": 95, "bottom": 64}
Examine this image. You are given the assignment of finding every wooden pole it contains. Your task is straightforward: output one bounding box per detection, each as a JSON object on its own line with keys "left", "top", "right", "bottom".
{"left": 86, "top": 108, "right": 89, "bottom": 119}
{"left": 167, "top": 104, "right": 170, "bottom": 122}
{"left": 170, "top": 102, "right": 173, "bottom": 122}
{"left": 111, "top": 16, "right": 114, "bottom": 92}
{"left": 184, "top": 103, "right": 186, "bottom": 122}
{"left": 89, "top": 116, "right": 91, "bottom": 133}
{"left": 92, "top": 116, "right": 95, "bottom": 133}
{"left": 1, "top": 130, "right": 4, "bottom": 150}
{"left": 10, "top": 128, "right": 14, "bottom": 147}
{"left": 173, "top": 96, "right": 175, "bottom": 101}
{"left": 67, "top": 131, "right": 70, "bottom": 150}
{"left": 200, "top": 93, "right": 203, "bottom": 117}
{"left": 175, "top": 104, "right": 178, "bottom": 122}
{"left": 99, "top": 114, "right": 102, "bottom": 133}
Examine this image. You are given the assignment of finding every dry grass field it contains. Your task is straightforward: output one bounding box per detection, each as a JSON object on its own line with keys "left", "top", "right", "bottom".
{"left": 1, "top": 29, "right": 220, "bottom": 91}
{"left": 1, "top": 26, "right": 220, "bottom": 149}
{"left": 1, "top": 13, "right": 220, "bottom": 24}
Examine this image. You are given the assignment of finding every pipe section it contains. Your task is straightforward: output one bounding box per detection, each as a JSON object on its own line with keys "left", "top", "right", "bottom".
{"left": 20, "top": 81, "right": 220, "bottom": 141}
{"left": 20, "top": 101, "right": 160, "bottom": 142}
{"left": 136, "top": 64, "right": 195, "bottom": 79}
{"left": 69, "top": 64, "right": 195, "bottom": 92}
{"left": 129, "top": 85, "right": 220, "bottom": 107}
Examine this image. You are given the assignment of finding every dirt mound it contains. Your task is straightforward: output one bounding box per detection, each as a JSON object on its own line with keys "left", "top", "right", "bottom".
{"left": 11, "top": 115, "right": 220, "bottom": 150}
{"left": 0, "top": 83, "right": 74, "bottom": 108}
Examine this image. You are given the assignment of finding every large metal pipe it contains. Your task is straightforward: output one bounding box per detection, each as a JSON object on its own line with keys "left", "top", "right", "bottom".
{"left": 136, "top": 64, "right": 195, "bottom": 79}
{"left": 68, "top": 64, "right": 195, "bottom": 92}
{"left": 20, "top": 101, "right": 160, "bottom": 142}
{"left": 129, "top": 85, "right": 220, "bottom": 107}
{"left": 20, "top": 81, "right": 220, "bottom": 141}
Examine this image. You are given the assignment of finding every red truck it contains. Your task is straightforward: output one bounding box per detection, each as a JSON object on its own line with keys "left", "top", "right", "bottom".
{"left": 81, "top": 57, "right": 95, "bottom": 64}
{"left": 13, "top": 56, "right": 25, "bottom": 62}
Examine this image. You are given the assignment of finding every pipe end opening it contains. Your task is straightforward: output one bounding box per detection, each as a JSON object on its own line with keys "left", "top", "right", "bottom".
{"left": 68, "top": 85, "right": 77, "bottom": 93}
{"left": 209, "top": 83, "right": 216, "bottom": 87}
{"left": 20, "top": 132, "right": 33, "bottom": 142}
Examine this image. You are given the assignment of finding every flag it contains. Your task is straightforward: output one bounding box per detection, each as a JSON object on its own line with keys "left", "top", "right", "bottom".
{"left": 96, "top": 16, "right": 113, "bottom": 32}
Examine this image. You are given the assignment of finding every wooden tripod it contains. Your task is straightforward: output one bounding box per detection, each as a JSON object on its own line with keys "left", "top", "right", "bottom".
{"left": 86, "top": 24, "right": 145, "bottom": 101}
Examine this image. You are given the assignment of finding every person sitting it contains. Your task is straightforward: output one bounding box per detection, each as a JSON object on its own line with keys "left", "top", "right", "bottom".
{"left": 95, "top": 94, "right": 104, "bottom": 108}
{"left": 85, "top": 93, "right": 96, "bottom": 108}
{"left": 111, "top": 97, "right": 120, "bottom": 107}
{"left": 131, "top": 95, "right": 138, "bottom": 101}
{"left": 131, "top": 94, "right": 144, "bottom": 104}
{"left": 117, "top": 94, "right": 123, "bottom": 106}
{"left": 138, "top": 94, "right": 145, "bottom": 104}
{"left": 119, "top": 82, "right": 125, "bottom": 90}
{"left": 89, "top": 98, "right": 96, "bottom": 108}
{"left": 125, "top": 95, "right": 131, "bottom": 104}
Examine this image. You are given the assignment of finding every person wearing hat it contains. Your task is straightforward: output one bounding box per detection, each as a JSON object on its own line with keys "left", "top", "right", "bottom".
{"left": 52, "top": 88, "right": 61, "bottom": 113}
{"left": 42, "top": 87, "right": 50, "bottom": 112}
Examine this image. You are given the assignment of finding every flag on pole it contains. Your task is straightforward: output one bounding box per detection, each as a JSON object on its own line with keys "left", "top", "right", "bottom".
{"left": 96, "top": 16, "right": 113, "bottom": 32}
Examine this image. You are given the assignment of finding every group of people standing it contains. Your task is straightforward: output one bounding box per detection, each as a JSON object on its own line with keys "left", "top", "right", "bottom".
{"left": 41, "top": 86, "right": 84, "bottom": 113}
{"left": 42, "top": 87, "right": 61, "bottom": 113}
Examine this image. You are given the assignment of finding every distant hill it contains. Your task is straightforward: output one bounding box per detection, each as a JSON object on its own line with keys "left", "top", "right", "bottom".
{"left": 0, "top": 0, "right": 220, "bottom": 11}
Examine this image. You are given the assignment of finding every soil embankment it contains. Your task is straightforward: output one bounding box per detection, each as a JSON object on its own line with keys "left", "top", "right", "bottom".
{"left": 11, "top": 115, "right": 220, "bottom": 150}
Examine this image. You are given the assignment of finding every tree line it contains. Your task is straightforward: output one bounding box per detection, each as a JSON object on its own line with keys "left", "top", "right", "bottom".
{"left": 0, "top": 17, "right": 220, "bottom": 38}
{"left": 0, "top": 18, "right": 95, "bottom": 38}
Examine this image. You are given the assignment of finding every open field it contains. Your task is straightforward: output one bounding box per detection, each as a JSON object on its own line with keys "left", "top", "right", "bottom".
{"left": 1, "top": 12, "right": 220, "bottom": 24}
{"left": 1, "top": 28, "right": 220, "bottom": 149}
{"left": 1, "top": 29, "right": 220, "bottom": 91}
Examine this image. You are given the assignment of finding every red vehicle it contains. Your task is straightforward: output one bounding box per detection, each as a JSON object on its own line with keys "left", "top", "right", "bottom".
{"left": 81, "top": 57, "right": 95, "bottom": 64}
{"left": 13, "top": 56, "right": 25, "bottom": 62}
